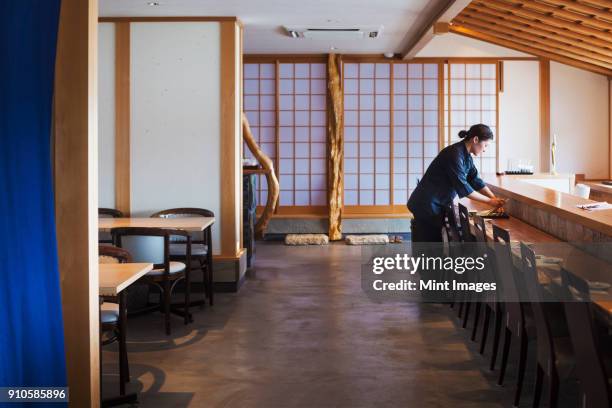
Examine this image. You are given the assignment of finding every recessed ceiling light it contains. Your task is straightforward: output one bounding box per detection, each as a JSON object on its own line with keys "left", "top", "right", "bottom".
{"left": 147, "top": 2, "right": 160, "bottom": 6}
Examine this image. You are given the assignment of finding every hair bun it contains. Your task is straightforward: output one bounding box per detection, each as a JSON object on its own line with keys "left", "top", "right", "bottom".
{"left": 458, "top": 130, "right": 469, "bottom": 139}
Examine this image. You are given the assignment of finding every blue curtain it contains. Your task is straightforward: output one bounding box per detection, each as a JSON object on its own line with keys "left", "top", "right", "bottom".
{"left": 0, "top": 0, "right": 67, "bottom": 402}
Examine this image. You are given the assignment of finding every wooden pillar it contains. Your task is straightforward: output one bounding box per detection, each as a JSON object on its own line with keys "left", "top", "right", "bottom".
{"left": 539, "top": 59, "right": 551, "bottom": 173}
{"left": 114, "top": 22, "right": 131, "bottom": 215}
{"left": 220, "top": 21, "right": 243, "bottom": 257}
{"left": 54, "top": 0, "right": 100, "bottom": 406}
{"left": 327, "top": 54, "right": 344, "bottom": 241}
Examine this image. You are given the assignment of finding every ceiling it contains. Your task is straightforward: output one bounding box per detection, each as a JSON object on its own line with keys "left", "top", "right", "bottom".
{"left": 450, "top": 0, "right": 612, "bottom": 76}
{"left": 99, "top": 0, "right": 448, "bottom": 54}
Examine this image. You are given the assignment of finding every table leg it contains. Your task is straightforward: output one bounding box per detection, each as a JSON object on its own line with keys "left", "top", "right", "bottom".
{"left": 207, "top": 225, "right": 214, "bottom": 306}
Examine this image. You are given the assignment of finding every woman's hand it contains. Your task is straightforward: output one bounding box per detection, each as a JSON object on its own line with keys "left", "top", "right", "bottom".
{"left": 488, "top": 197, "right": 506, "bottom": 208}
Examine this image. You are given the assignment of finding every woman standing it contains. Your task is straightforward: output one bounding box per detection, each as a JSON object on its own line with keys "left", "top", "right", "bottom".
{"left": 407, "top": 124, "right": 505, "bottom": 242}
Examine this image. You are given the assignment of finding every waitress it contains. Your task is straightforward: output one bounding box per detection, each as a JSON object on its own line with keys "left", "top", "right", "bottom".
{"left": 407, "top": 123, "right": 505, "bottom": 242}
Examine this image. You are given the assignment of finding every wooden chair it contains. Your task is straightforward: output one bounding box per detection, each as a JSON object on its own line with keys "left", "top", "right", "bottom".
{"left": 99, "top": 208, "right": 124, "bottom": 218}
{"left": 112, "top": 227, "right": 192, "bottom": 335}
{"left": 493, "top": 224, "right": 535, "bottom": 407}
{"left": 99, "top": 208, "right": 124, "bottom": 244}
{"left": 457, "top": 203, "right": 478, "bottom": 330}
{"left": 561, "top": 268, "right": 612, "bottom": 408}
{"left": 99, "top": 245, "right": 131, "bottom": 395}
{"left": 151, "top": 208, "right": 214, "bottom": 306}
{"left": 521, "top": 243, "right": 574, "bottom": 408}
{"left": 472, "top": 216, "right": 504, "bottom": 365}
{"left": 441, "top": 204, "right": 462, "bottom": 305}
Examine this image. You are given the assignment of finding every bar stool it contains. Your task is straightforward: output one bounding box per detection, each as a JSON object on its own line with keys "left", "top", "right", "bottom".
{"left": 521, "top": 243, "right": 574, "bottom": 408}
{"left": 561, "top": 268, "right": 612, "bottom": 408}
{"left": 493, "top": 224, "right": 536, "bottom": 407}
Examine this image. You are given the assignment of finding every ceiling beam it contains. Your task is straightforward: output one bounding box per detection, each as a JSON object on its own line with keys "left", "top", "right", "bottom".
{"left": 478, "top": 0, "right": 612, "bottom": 42}
{"left": 454, "top": 19, "right": 612, "bottom": 68}
{"left": 516, "top": 0, "right": 612, "bottom": 30}
{"left": 572, "top": 0, "right": 612, "bottom": 10}
{"left": 458, "top": 11, "right": 612, "bottom": 59}
{"left": 468, "top": 3, "right": 612, "bottom": 50}
{"left": 449, "top": 25, "right": 612, "bottom": 76}
{"left": 540, "top": 0, "right": 612, "bottom": 21}
{"left": 401, "top": 0, "right": 472, "bottom": 59}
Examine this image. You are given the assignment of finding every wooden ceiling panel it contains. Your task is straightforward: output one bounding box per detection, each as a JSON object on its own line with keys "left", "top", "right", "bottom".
{"left": 451, "top": 0, "right": 612, "bottom": 76}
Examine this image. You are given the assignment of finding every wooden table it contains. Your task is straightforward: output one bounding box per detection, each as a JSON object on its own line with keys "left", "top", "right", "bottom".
{"left": 99, "top": 262, "right": 152, "bottom": 407}
{"left": 460, "top": 199, "right": 612, "bottom": 322}
{"left": 100, "top": 263, "right": 154, "bottom": 296}
{"left": 99, "top": 216, "right": 214, "bottom": 232}
{"left": 99, "top": 216, "right": 215, "bottom": 305}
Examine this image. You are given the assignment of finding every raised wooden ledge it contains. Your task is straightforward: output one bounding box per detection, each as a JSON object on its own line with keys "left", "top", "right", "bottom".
{"left": 483, "top": 175, "right": 612, "bottom": 237}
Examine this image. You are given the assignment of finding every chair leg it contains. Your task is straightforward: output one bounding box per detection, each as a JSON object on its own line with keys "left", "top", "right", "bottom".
{"left": 513, "top": 332, "right": 529, "bottom": 406}
{"left": 184, "top": 272, "right": 191, "bottom": 325}
{"left": 548, "top": 372, "right": 559, "bottom": 408}
{"left": 533, "top": 365, "right": 544, "bottom": 408}
{"left": 480, "top": 305, "right": 491, "bottom": 355}
{"left": 198, "top": 259, "right": 207, "bottom": 308}
{"left": 497, "top": 328, "right": 512, "bottom": 385}
{"left": 118, "top": 292, "right": 129, "bottom": 394}
{"left": 462, "top": 299, "right": 471, "bottom": 329}
{"left": 489, "top": 309, "right": 503, "bottom": 371}
{"left": 471, "top": 301, "right": 482, "bottom": 342}
{"left": 163, "top": 279, "right": 171, "bottom": 335}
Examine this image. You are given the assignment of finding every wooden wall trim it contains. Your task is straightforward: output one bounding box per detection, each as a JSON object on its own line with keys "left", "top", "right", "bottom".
{"left": 54, "top": 0, "right": 100, "bottom": 406}
{"left": 220, "top": 21, "right": 240, "bottom": 257}
{"left": 114, "top": 22, "right": 131, "bottom": 215}
{"left": 540, "top": 59, "right": 551, "bottom": 173}
{"left": 99, "top": 16, "right": 241, "bottom": 24}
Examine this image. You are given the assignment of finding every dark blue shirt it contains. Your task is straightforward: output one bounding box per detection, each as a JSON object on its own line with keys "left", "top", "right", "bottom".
{"left": 407, "top": 141, "right": 486, "bottom": 218}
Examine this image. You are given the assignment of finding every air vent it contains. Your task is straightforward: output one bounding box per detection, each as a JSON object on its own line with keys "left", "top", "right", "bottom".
{"left": 285, "top": 26, "right": 383, "bottom": 40}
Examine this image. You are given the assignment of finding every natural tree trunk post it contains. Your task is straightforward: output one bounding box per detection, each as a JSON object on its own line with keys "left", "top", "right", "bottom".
{"left": 242, "top": 112, "right": 279, "bottom": 238}
{"left": 327, "top": 53, "right": 344, "bottom": 241}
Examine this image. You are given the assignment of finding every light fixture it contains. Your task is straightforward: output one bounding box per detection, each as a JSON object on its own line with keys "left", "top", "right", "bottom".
{"left": 147, "top": 2, "right": 160, "bottom": 6}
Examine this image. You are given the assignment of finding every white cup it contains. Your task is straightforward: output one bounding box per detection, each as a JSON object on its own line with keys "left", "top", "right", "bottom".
{"left": 574, "top": 183, "right": 590, "bottom": 199}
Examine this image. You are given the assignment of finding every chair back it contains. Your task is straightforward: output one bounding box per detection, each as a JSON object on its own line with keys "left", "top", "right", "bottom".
{"left": 520, "top": 243, "right": 555, "bottom": 369}
{"left": 472, "top": 215, "right": 487, "bottom": 243}
{"left": 99, "top": 208, "right": 123, "bottom": 218}
{"left": 99, "top": 245, "right": 132, "bottom": 264}
{"left": 560, "top": 267, "right": 590, "bottom": 300}
{"left": 99, "top": 208, "right": 124, "bottom": 243}
{"left": 457, "top": 203, "right": 475, "bottom": 243}
{"left": 442, "top": 204, "right": 462, "bottom": 243}
{"left": 111, "top": 227, "right": 190, "bottom": 273}
{"left": 561, "top": 268, "right": 612, "bottom": 408}
{"left": 151, "top": 208, "right": 213, "bottom": 243}
{"left": 492, "top": 224, "right": 524, "bottom": 331}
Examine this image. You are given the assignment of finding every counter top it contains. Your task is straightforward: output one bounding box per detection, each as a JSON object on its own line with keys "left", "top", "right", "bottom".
{"left": 483, "top": 175, "right": 612, "bottom": 237}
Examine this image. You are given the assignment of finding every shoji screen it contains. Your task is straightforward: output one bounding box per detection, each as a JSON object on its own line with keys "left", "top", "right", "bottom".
{"left": 392, "top": 63, "right": 440, "bottom": 205}
{"left": 343, "top": 61, "right": 441, "bottom": 210}
{"left": 244, "top": 63, "right": 276, "bottom": 205}
{"left": 444, "top": 63, "right": 498, "bottom": 173}
{"left": 343, "top": 63, "right": 392, "bottom": 207}
{"left": 278, "top": 62, "right": 327, "bottom": 207}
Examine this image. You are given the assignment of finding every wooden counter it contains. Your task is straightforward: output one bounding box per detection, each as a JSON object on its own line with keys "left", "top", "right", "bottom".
{"left": 482, "top": 175, "right": 612, "bottom": 241}
{"left": 583, "top": 181, "right": 612, "bottom": 203}
{"left": 460, "top": 199, "right": 612, "bottom": 323}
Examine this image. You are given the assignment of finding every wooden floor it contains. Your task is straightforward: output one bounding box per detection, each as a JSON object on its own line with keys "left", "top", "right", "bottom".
{"left": 102, "top": 242, "right": 580, "bottom": 407}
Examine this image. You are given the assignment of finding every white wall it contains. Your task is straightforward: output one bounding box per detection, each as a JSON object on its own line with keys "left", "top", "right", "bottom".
{"left": 130, "top": 22, "right": 222, "bottom": 253}
{"left": 98, "top": 23, "right": 115, "bottom": 208}
{"left": 550, "top": 62, "right": 609, "bottom": 179}
{"left": 416, "top": 33, "right": 530, "bottom": 58}
{"left": 498, "top": 61, "right": 540, "bottom": 172}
